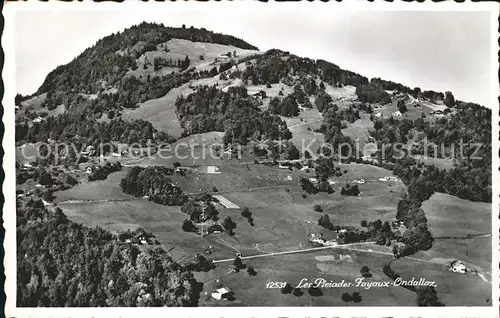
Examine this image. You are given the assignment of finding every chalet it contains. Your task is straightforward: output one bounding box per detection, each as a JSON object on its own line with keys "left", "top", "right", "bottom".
{"left": 81, "top": 145, "right": 96, "bottom": 156}
{"left": 211, "top": 287, "right": 232, "bottom": 300}
{"left": 309, "top": 233, "right": 325, "bottom": 245}
{"left": 450, "top": 260, "right": 467, "bottom": 274}
{"left": 324, "top": 240, "right": 338, "bottom": 246}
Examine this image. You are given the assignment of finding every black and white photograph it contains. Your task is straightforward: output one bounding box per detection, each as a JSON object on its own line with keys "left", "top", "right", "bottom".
{"left": 3, "top": 1, "right": 499, "bottom": 316}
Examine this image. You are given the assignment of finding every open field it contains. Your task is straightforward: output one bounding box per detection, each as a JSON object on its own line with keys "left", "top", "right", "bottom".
{"left": 50, "top": 156, "right": 491, "bottom": 306}
{"left": 196, "top": 248, "right": 417, "bottom": 306}
{"left": 121, "top": 83, "right": 189, "bottom": 138}
{"left": 342, "top": 113, "right": 374, "bottom": 148}
{"left": 54, "top": 171, "right": 132, "bottom": 203}
{"left": 391, "top": 258, "right": 491, "bottom": 306}
{"left": 421, "top": 192, "right": 491, "bottom": 237}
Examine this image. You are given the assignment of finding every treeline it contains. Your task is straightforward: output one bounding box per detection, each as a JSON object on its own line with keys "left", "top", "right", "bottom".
{"left": 17, "top": 198, "right": 201, "bottom": 306}
{"left": 16, "top": 116, "right": 175, "bottom": 147}
{"left": 370, "top": 77, "right": 445, "bottom": 103}
{"left": 355, "top": 83, "right": 391, "bottom": 104}
{"left": 153, "top": 56, "right": 190, "bottom": 71}
{"left": 175, "top": 85, "right": 291, "bottom": 144}
{"left": 88, "top": 162, "right": 122, "bottom": 181}
{"left": 239, "top": 49, "right": 368, "bottom": 88}
{"left": 120, "top": 166, "right": 187, "bottom": 205}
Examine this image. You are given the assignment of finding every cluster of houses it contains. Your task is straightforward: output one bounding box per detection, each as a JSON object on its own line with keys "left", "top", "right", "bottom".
{"left": 378, "top": 176, "right": 400, "bottom": 182}
{"left": 120, "top": 233, "right": 157, "bottom": 245}
{"left": 308, "top": 233, "right": 339, "bottom": 247}
{"left": 430, "top": 110, "right": 446, "bottom": 117}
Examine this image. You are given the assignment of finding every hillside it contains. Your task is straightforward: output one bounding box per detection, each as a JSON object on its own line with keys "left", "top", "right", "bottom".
{"left": 15, "top": 22, "right": 492, "bottom": 307}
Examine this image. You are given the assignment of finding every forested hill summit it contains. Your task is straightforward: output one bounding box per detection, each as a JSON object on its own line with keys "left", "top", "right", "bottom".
{"left": 36, "top": 22, "right": 257, "bottom": 96}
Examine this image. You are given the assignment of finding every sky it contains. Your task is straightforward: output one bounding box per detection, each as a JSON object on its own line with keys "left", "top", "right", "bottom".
{"left": 15, "top": 7, "right": 494, "bottom": 107}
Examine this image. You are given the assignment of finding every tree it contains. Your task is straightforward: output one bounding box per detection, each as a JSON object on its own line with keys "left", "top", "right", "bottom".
{"left": 416, "top": 286, "right": 444, "bottom": 306}
{"left": 281, "top": 283, "right": 293, "bottom": 294}
{"left": 222, "top": 216, "right": 236, "bottom": 235}
{"left": 212, "top": 186, "right": 218, "bottom": 193}
{"left": 182, "top": 219, "right": 196, "bottom": 232}
{"left": 308, "top": 285, "right": 323, "bottom": 297}
{"left": 241, "top": 207, "right": 251, "bottom": 218}
{"left": 360, "top": 266, "right": 371, "bottom": 278}
{"left": 15, "top": 93, "right": 23, "bottom": 106}
{"left": 341, "top": 292, "right": 351, "bottom": 302}
{"left": 374, "top": 121, "right": 383, "bottom": 131}
{"left": 292, "top": 287, "right": 303, "bottom": 297}
{"left": 444, "top": 91, "right": 455, "bottom": 107}
{"left": 246, "top": 266, "right": 256, "bottom": 276}
{"left": 397, "top": 99, "right": 408, "bottom": 114}
{"left": 173, "top": 162, "right": 181, "bottom": 168}
{"left": 361, "top": 220, "right": 368, "bottom": 227}
{"left": 233, "top": 255, "right": 243, "bottom": 270}
{"left": 313, "top": 204, "right": 323, "bottom": 212}
{"left": 351, "top": 292, "right": 362, "bottom": 303}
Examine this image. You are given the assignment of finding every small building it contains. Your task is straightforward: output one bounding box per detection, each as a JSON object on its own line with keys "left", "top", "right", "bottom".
{"left": 378, "top": 177, "right": 388, "bottom": 182}
{"left": 327, "top": 179, "right": 337, "bottom": 185}
{"left": 207, "top": 166, "right": 221, "bottom": 174}
{"left": 450, "top": 260, "right": 467, "bottom": 274}
{"left": 211, "top": 287, "right": 232, "bottom": 300}
{"left": 393, "top": 111, "right": 402, "bottom": 117}
{"left": 324, "top": 240, "right": 338, "bottom": 246}
{"left": 86, "top": 166, "right": 95, "bottom": 174}
{"left": 308, "top": 177, "right": 318, "bottom": 184}
{"left": 375, "top": 113, "right": 382, "bottom": 118}
{"left": 33, "top": 116, "right": 43, "bottom": 123}
{"left": 357, "top": 179, "right": 365, "bottom": 184}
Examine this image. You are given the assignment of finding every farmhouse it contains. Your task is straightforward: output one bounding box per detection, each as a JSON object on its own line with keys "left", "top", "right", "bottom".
{"left": 450, "top": 260, "right": 467, "bottom": 274}
{"left": 309, "top": 233, "right": 326, "bottom": 244}
{"left": 327, "top": 179, "right": 337, "bottom": 185}
{"left": 207, "top": 166, "right": 221, "bottom": 174}
{"left": 211, "top": 287, "right": 232, "bottom": 300}
{"left": 308, "top": 177, "right": 319, "bottom": 184}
